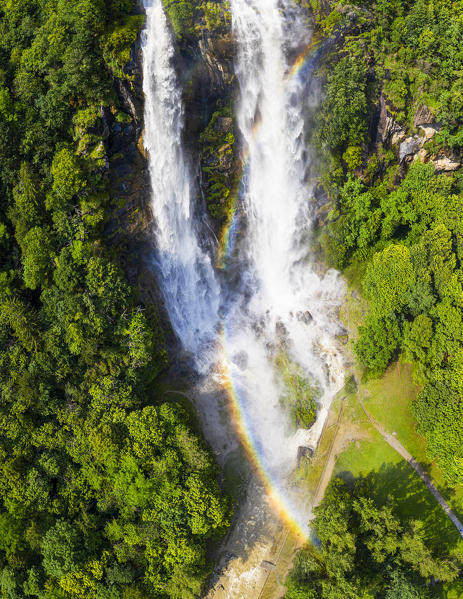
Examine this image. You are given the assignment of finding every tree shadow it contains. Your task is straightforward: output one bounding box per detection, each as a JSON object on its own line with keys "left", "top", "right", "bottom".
{"left": 338, "top": 461, "right": 461, "bottom": 552}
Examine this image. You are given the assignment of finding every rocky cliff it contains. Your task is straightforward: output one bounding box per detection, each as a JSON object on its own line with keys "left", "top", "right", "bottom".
{"left": 102, "top": 1, "right": 237, "bottom": 351}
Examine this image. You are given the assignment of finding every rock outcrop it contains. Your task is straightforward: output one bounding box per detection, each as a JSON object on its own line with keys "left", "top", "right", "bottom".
{"left": 102, "top": 5, "right": 239, "bottom": 348}
{"left": 433, "top": 154, "right": 462, "bottom": 172}
{"left": 374, "top": 94, "right": 406, "bottom": 148}
{"left": 399, "top": 136, "right": 420, "bottom": 162}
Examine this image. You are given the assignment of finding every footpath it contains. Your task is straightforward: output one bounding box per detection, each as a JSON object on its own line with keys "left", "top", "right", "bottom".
{"left": 357, "top": 390, "right": 463, "bottom": 540}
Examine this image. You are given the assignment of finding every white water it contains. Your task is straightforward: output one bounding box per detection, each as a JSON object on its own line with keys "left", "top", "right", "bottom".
{"left": 222, "top": 0, "right": 345, "bottom": 517}
{"left": 142, "top": 0, "right": 345, "bottom": 530}
{"left": 142, "top": 0, "right": 220, "bottom": 363}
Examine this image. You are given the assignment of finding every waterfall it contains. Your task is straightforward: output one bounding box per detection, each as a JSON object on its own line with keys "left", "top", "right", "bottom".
{"left": 222, "top": 0, "right": 345, "bottom": 523}
{"left": 142, "top": 0, "right": 344, "bottom": 532}
{"left": 142, "top": 0, "right": 220, "bottom": 364}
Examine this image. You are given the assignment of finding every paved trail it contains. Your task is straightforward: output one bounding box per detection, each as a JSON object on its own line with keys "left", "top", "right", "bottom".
{"left": 357, "top": 392, "right": 463, "bottom": 540}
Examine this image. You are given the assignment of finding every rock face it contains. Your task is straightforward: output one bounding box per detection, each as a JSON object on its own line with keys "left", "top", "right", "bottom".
{"left": 374, "top": 94, "right": 406, "bottom": 148}
{"left": 433, "top": 154, "right": 462, "bottom": 172}
{"left": 103, "top": 7, "right": 238, "bottom": 349}
{"left": 399, "top": 136, "right": 420, "bottom": 162}
{"left": 414, "top": 104, "right": 435, "bottom": 127}
{"left": 180, "top": 25, "right": 235, "bottom": 145}
{"left": 103, "top": 30, "right": 177, "bottom": 347}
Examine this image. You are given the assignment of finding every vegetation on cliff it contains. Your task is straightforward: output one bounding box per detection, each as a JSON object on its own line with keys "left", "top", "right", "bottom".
{"left": 162, "top": 0, "right": 231, "bottom": 39}
{"left": 313, "top": 0, "right": 463, "bottom": 488}
{"left": 287, "top": 1, "right": 463, "bottom": 597}
{"left": 0, "top": 1, "right": 230, "bottom": 598}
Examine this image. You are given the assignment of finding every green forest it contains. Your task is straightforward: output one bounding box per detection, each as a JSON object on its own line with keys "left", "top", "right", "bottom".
{"left": 0, "top": 1, "right": 230, "bottom": 598}
{"left": 286, "top": 475, "right": 461, "bottom": 598}
{"left": 316, "top": 0, "right": 463, "bottom": 486}
{"left": 1, "top": 0, "right": 463, "bottom": 598}
{"left": 287, "top": 0, "right": 463, "bottom": 596}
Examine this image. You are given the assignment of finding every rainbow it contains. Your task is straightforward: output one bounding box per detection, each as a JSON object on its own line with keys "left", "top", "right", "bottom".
{"left": 215, "top": 38, "right": 323, "bottom": 541}
{"left": 216, "top": 37, "right": 321, "bottom": 270}
{"left": 219, "top": 330, "right": 312, "bottom": 541}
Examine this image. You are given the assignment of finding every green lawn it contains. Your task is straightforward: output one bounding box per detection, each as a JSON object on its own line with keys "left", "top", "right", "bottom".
{"left": 330, "top": 375, "right": 463, "bottom": 564}
{"left": 359, "top": 362, "right": 463, "bottom": 521}
{"left": 363, "top": 362, "right": 425, "bottom": 462}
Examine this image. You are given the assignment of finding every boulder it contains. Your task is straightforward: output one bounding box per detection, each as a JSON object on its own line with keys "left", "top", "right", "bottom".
{"left": 419, "top": 124, "right": 439, "bottom": 142}
{"left": 296, "top": 310, "right": 313, "bottom": 324}
{"left": 433, "top": 155, "right": 461, "bottom": 172}
{"left": 399, "top": 137, "right": 420, "bottom": 162}
{"left": 297, "top": 446, "right": 314, "bottom": 467}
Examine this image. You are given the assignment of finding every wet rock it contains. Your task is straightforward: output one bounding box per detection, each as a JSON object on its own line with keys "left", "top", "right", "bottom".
{"left": 116, "top": 78, "right": 142, "bottom": 123}
{"left": 232, "top": 351, "right": 248, "bottom": 371}
{"left": 100, "top": 106, "right": 111, "bottom": 140}
{"left": 296, "top": 310, "right": 313, "bottom": 324}
{"left": 215, "top": 116, "right": 233, "bottom": 134}
{"left": 399, "top": 137, "right": 420, "bottom": 162}
{"left": 276, "top": 321, "right": 288, "bottom": 339}
{"left": 113, "top": 162, "right": 131, "bottom": 178}
{"left": 337, "top": 334, "right": 349, "bottom": 345}
{"left": 297, "top": 446, "right": 314, "bottom": 467}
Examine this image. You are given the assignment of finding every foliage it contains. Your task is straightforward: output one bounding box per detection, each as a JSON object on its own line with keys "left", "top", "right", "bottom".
{"left": 100, "top": 15, "right": 145, "bottom": 78}
{"left": 163, "top": 0, "right": 196, "bottom": 37}
{"left": 0, "top": 1, "right": 230, "bottom": 597}
{"left": 317, "top": 55, "right": 368, "bottom": 155}
{"left": 199, "top": 104, "right": 237, "bottom": 223}
{"left": 285, "top": 477, "right": 462, "bottom": 598}
{"left": 316, "top": 0, "right": 463, "bottom": 487}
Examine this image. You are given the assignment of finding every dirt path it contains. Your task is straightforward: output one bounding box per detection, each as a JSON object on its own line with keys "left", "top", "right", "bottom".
{"left": 357, "top": 391, "right": 463, "bottom": 539}
{"left": 311, "top": 402, "right": 345, "bottom": 509}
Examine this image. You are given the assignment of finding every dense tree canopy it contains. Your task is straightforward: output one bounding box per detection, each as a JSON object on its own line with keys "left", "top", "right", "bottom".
{"left": 317, "top": 0, "right": 463, "bottom": 487}
{"left": 0, "top": 1, "right": 230, "bottom": 597}
{"left": 285, "top": 476, "right": 462, "bottom": 599}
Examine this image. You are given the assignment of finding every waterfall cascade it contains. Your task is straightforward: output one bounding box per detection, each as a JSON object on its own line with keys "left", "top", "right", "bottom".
{"left": 220, "top": 0, "right": 345, "bottom": 524}
{"left": 142, "top": 0, "right": 220, "bottom": 363}
{"left": 142, "top": 0, "right": 345, "bottom": 531}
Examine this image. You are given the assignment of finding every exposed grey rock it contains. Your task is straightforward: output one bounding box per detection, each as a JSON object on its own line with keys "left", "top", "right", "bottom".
{"left": 100, "top": 106, "right": 111, "bottom": 139}
{"left": 400, "top": 137, "right": 420, "bottom": 162}
{"left": 116, "top": 79, "right": 141, "bottom": 123}
{"left": 297, "top": 446, "right": 314, "bottom": 467}
{"left": 232, "top": 351, "right": 248, "bottom": 371}
{"left": 390, "top": 122, "right": 406, "bottom": 146}
{"left": 375, "top": 94, "right": 406, "bottom": 147}
{"left": 296, "top": 310, "right": 313, "bottom": 324}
